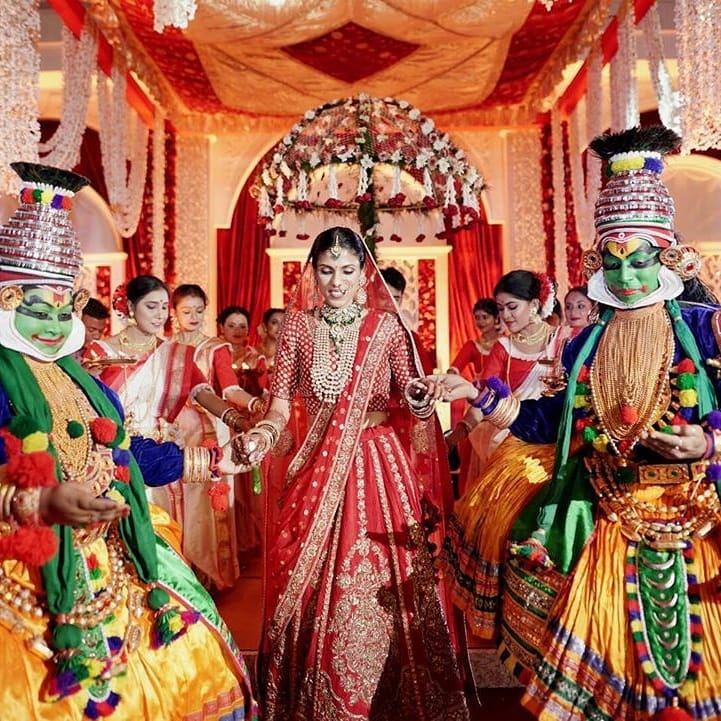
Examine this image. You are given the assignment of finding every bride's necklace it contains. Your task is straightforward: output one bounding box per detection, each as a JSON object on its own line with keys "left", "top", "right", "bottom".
{"left": 511, "top": 321, "right": 550, "bottom": 346}
{"left": 311, "top": 303, "right": 363, "bottom": 403}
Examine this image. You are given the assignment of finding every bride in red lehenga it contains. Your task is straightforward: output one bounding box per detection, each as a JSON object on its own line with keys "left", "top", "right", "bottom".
{"left": 234, "top": 227, "right": 470, "bottom": 721}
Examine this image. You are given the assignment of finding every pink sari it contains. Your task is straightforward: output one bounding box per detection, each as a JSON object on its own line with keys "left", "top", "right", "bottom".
{"left": 259, "top": 260, "right": 469, "bottom": 720}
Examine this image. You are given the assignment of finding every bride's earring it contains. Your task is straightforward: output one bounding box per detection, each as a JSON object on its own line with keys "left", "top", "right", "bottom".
{"left": 356, "top": 276, "right": 368, "bottom": 305}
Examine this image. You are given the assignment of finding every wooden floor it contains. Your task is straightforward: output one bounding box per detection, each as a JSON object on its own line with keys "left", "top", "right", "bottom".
{"left": 212, "top": 555, "right": 534, "bottom": 721}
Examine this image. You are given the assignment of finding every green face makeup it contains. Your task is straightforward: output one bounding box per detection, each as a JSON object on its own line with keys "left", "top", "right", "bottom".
{"left": 14, "top": 286, "right": 74, "bottom": 355}
{"left": 602, "top": 242, "right": 662, "bottom": 305}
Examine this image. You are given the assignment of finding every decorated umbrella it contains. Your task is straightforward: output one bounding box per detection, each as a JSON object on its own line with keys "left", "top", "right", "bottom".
{"left": 255, "top": 94, "right": 485, "bottom": 253}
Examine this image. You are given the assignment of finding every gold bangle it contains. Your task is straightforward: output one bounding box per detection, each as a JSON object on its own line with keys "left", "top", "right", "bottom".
{"left": 485, "top": 395, "right": 520, "bottom": 428}
{"left": 221, "top": 408, "right": 245, "bottom": 433}
{"left": 0, "top": 483, "right": 16, "bottom": 522}
{"left": 12, "top": 487, "right": 42, "bottom": 526}
{"left": 247, "top": 396, "right": 263, "bottom": 415}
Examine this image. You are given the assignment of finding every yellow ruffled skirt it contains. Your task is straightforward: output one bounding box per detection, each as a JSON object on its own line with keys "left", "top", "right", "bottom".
{"left": 521, "top": 516, "right": 721, "bottom": 720}
{"left": 0, "top": 511, "right": 257, "bottom": 720}
{"left": 440, "top": 436, "right": 556, "bottom": 639}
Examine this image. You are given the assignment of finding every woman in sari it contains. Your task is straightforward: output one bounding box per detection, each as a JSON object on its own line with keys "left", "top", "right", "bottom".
{"left": 218, "top": 305, "right": 265, "bottom": 397}
{"left": 0, "top": 161, "right": 256, "bottom": 720}
{"left": 170, "top": 283, "right": 263, "bottom": 589}
{"left": 87, "top": 276, "right": 256, "bottom": 554}
{"left": 440, "top": 270, "right": 565, "bottom": 642}
{"left": 234, "top": 226, "right": 469, "bottom": 721}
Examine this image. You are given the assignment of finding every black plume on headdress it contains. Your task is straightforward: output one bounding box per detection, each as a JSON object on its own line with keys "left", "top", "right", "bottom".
{"left": 10, "top": 162, "right": 89, "bottom": 193}
{"left": 589, "top": 125, "right": 681, "bottom": 161}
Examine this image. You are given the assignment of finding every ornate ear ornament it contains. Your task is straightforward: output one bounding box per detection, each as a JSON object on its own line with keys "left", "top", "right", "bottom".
{"left": 659, "top": 245, "right": 702, "bottom": 280}
{"left": 0, "top": 285, "right": 23, "bottom": 311}
{"left": 73, "top": 287, "right": 90, "bottom": 313}
{"left": 582, "top": 249, "right": 603, "bottom": 280}
{"left": 355, "top": 274, "right": 368, "bottom": 305}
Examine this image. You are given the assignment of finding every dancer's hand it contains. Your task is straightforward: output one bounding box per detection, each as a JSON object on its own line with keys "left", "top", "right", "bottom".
{"left": 39, "top": 484, "right": 130, "bottom": 527}
{"left": 640, "top": 424, "right": 708, "bottom": 461}
{"left": 217, "top": 441, "right": 252, "bottom": 474}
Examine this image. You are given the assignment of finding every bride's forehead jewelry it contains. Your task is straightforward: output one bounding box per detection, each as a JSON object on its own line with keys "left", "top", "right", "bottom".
{"left": 329, "top": 232, "right": 342, "bottom": 259}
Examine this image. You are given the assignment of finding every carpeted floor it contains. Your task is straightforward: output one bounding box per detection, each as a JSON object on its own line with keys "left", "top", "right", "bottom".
{"left": 212, "top": 556, "right": 534, "bottom": 720}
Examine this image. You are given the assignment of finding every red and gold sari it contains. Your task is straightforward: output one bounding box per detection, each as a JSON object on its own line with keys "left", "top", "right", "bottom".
{"left": 258, "top": 257, "right": 469, "bottom": 721}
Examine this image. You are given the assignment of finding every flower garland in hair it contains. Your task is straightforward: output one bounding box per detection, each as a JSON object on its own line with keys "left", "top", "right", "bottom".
{"left": 111, "top": 283, "right": 129, "bottom": 323}
{"left": 533, "top": 272, "right": 556, "bottom": 319}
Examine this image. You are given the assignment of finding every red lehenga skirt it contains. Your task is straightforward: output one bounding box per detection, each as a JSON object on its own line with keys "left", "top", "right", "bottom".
{"left": 259, "top": 424, "right": 469, "bottom": 721}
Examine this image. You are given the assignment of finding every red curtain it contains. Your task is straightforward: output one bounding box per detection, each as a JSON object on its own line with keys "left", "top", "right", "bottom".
{"left": 447, "top": 213, "right": 503, "bottom": 364}
{"left": 216, "top": 180, "right": 270, "bottom": 330}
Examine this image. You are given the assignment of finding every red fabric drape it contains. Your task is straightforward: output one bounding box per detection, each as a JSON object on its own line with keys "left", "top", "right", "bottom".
{"left": 216, "top": 180, "right": 270, "bottom": 330}
{"left": 447, "top": 213, "right": 503, "bottom": 364}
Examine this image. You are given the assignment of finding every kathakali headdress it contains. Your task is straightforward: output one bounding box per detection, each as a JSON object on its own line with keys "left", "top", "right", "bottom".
{"left": 0, "top": 162, "right": 90, "bottom": 359}
{"left": 582, "top": 126, "right": 701, "bottom": 309}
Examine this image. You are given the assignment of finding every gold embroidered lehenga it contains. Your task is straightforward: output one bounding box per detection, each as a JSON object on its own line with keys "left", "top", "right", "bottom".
{"left": 258, "top": 257, "right": 469, "bottom": 721}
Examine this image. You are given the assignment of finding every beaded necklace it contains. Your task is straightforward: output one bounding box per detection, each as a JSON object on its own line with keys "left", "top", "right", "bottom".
{"left": 310, "top": 303, "right": 363, "bottom": 403}
{"left": 589, "top": 303, "right": 674, "bottom": 456}
{"left": 26, "top": 358, "right": 90, "bottom": 481}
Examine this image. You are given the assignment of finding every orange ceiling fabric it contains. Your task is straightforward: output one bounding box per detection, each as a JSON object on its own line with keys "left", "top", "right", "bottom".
{"left": 115, "top": 0, "right": 591, "bottom": 123}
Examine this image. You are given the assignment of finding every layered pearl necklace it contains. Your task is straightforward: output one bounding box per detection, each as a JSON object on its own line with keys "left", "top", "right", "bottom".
{"left": 310, "top": 302, "right": 363, "bottom": 403}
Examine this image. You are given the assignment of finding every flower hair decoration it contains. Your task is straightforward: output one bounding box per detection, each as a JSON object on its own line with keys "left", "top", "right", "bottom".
{"left": 533, "top": 272, "right": 556, "bottom": 319}
{"left": 111, "top": 283, "right": 129, "bottom": 322}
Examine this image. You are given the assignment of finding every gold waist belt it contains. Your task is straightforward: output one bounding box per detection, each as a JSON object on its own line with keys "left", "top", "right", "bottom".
{"left": 597, "top": 456, "right": 709, "bottom": 485}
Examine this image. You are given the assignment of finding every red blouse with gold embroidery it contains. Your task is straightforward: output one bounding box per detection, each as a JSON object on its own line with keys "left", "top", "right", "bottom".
{"left": 270, "top": 309, "right": 417, "bottom": 415}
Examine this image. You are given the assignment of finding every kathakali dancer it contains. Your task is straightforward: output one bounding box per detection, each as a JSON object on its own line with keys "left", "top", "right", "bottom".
{"left": 0, "top": 162, "right": 257, "bottom": 720}
{"left": 425, "top": 126, "right": 721, "bottom": 720}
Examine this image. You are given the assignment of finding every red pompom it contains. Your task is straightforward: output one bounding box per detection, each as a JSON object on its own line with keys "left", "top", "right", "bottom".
{"left": 208, "top": 481, "right": 230, "bottom": 512}
{"left": 621, "top": 405, "right": 639, "bottom": 424}
{"left": 90, "top": 418, "right": 118, "bottom": 445}
{"left": 0, "top": 429, "right": 22, "bottom": 455}
{"left": 671, "top": 414, "right": 689, "bottom": 426}
{"left": 113, "top": 465, "right": 130, "bottom": 483}
{"left": 6, "top": 451, "right": 58, "bottom": 488}
{"left": 676, "top": 359, "right": 696, "bottom": 374}
{"left": 0, "top": 526, "right": 58, "bottom": 565}
{"left": 654, "top": 707, "right": 693, "bottom": 721}
{"left": 577, "top": 365, "right": 590, "bottom": 383}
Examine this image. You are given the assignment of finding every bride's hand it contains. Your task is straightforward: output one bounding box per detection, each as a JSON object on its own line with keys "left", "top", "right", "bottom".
{"left": 410, "top": 374, "right": 478, "bottom": 403}
{"left": 231, "top": 430, "right": 270, "bottom": 467}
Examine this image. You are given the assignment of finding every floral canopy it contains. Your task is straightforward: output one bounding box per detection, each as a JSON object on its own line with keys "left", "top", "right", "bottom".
{"left": 255, "top": 95, "right": 486, "bottom": 248}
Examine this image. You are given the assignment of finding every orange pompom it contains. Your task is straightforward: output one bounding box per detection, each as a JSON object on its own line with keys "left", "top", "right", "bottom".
{"left": 208, "top": 481, "right": 230, "bottom": 512}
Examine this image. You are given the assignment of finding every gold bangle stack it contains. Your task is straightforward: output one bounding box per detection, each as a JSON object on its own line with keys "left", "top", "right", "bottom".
{"left": 247, "top": 396, "right": 263, "bottom": 415}
{"left": 254, "top": 419, "right": 282, "bottom": 449}
{"left": 221, "top": 407, "right": 245, "bottom": 433}
{"left": 0, "top": 483, "right": 17, "bottom": 523}
{"left": 485, "top": 395, "right": 520, "bottom": 429}
{"left": 183, "top": 446, "right": 212, "bottom": 483}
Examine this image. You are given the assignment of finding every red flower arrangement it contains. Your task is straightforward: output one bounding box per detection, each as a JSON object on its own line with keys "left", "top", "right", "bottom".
{"left": 388, "top": 193, "right": 406, "bottom": 208}
{"left": 355, "top": 192, "right": 372, "bottom": 203}
{"left": 324, "top": 198, "right": 344, "bottom": 209}
{"left": 422, "top": 196, "right": 437, "bottom": 209}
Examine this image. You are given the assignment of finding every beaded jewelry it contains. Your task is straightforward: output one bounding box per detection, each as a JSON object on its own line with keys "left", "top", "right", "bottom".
{"left": 310, "top": 303, "right": 363, "bottom": 403}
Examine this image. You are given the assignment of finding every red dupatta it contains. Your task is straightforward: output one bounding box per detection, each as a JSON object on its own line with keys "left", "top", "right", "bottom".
{"left": 265, "top": 309, "right": 398, "bottom": 638}
{"left": 262, "top": 240, "right": 456, "bottom": 644}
